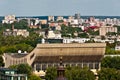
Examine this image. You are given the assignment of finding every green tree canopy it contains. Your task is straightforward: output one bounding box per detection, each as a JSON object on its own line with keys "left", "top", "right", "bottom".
{"left": 45, "top": 67, "right": 57, "bottom": 80}
{"left": 65, "top": 66, "right": 95, "bottom": 80}
{"left": 29, "top": 74, "right": 42, "bottom": 80}
{"left": 98, "top": 68, "right": 120, "bottom": 80}
{"left": 45, "top": 66, "right": 95, "bottom": 80}
{"left": 61, "top": 24, "right": 82, "bottom": 38}
{"left": 17, "top": 64, "right": 32, "bottom": 76}
{"left": 0, "top": 56, "right": 4, "bottom": 67}
{"left": 101, "top": 56, "right": 120, "bottom": 70}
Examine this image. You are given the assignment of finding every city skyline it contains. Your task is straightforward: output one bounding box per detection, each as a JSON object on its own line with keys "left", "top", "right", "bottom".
{"left": 0, "top": 0, "right": 120, "bottom": 16}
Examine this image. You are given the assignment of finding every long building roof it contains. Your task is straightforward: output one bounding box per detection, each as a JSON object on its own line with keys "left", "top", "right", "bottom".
{"left": 35, "top": 43, "right": 106, "bottom": 56}
{"left": 37, "top": 43, "right": 106, "bottom": 48}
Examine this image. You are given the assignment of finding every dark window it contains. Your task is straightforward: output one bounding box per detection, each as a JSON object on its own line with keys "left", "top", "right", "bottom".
{"left": 89, "top": 63, "right": 93, "bottom": 69}
{"left": 95, "top": 63, "right": 99, "bottom": 69}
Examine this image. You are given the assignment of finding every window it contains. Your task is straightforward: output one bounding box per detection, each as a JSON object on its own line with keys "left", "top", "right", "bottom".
{"left": 5, "top": 71, "right": 9, "bottom": 75}
{"left": 10, "top": 71, "right": 14, "bottom": 74}
{"left": 95, "top": 63, "right": 99, "bottom": 69}
{"left": 89, "top": 63, "right": 93, "bottom": 69}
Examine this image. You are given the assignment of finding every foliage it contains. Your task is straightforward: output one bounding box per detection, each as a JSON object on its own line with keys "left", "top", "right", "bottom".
{"left": 0, "top": 56, "right": 4, "bottom": 67}
{"left": 0, "top": 49, "right": 3, "bottom": 55}
{"left": 0, "top": 43, "right": 34, "bottom": 53}
{"left": 98, "top": 68, "right": 120, "bottom": 80}
{"left": 106, "top": 32, "right": 117, "bottom": 36}
{"left": 105, "top": 42, "right": 118, "bottom": 54}
{"left": 17, "top": 64, "right": 32, "bottom": 76}
{"left": 0, "top": 31, "right": 42, "bottom": 54}
{"left": 78, "top": 32, "right": 89, "bottom": 38}
{"left": 101, "top": 36, "right": 106, "bottom": 40}
{"left": 9, "top": 65, "right": 18, "bottom": 69}
{"left": 45, "top": 66, "right": 95, "bottom": 80}
{"left": 65, "top": 66, "right": 95, "bottom": 80}
{"left": 14, "top": 19, "right": 28, "bottom": 29}
{"left": 61, "top": 24, "right": 82, "bottom": 38}
{"left": 41, "top": 24, "right": 49, "bottom": 29}
{"left": 101, "top": 56, "right": 120, "bottom": 70}
{"left": 87, "top": 28, "right": 99, "bottom": 35}
{"left": 45, "top": 67, "right": 57, "bottom": 80}
{"left": 29, "top": 74, "right": 42, "bottom": 80}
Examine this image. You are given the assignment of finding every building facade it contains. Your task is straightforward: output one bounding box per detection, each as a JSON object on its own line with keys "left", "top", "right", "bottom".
{"left": 2, "top": 15, "right": 16, "bottom": 24}
{"left": 0, "top": 68, "right": 27, "bottom": 80}
{"left": 99, "top": 26, "right": 117, "bottom": 36}
{"left": 4, "top": 43, "right": 106, "bottom": 77}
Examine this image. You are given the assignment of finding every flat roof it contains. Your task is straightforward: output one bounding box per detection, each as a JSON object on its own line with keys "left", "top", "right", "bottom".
{"left": 37, "top": 43, "right": 106, "bottom": 48}
{"left": 0, "top": 68, "right": 17, "bottom": 71}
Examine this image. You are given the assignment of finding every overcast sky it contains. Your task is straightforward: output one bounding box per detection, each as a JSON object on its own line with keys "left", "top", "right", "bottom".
{"left": 0, "top": 0, "right": 120, "bottom": 16}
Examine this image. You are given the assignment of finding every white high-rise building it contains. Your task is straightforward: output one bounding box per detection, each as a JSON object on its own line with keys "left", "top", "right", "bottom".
{"left": 2, "top": 15, "right": 16, "bottom": 24}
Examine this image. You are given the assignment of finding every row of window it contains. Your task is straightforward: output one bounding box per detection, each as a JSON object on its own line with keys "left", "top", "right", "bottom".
{"left": 10, "top": 58, "right": 27, "bottom": 65}
{"left": 35, "top": 62, "right": 100, "bottom": 71}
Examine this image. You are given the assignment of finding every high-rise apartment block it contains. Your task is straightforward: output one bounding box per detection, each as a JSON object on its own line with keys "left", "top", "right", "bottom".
{"left": 2, "top": 15, "right": 16, "bottom": 24}
{"left": 48, "top": 16, "right": 54, "bottom": 21}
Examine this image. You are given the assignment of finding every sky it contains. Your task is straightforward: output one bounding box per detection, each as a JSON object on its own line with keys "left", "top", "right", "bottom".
{"left": 0, "top": 0, "right": 120, "bottom": 16}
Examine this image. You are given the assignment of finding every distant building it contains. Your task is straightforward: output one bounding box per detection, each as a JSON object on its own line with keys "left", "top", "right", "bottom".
{"left": 57, "top": 16, "right": 64, "bottom": 21}
{"left": 46, "top": 30, "right": 61, "bottom": 39}
{"left": 99, "top": 26, "right": 117, "bottom": 36}
{"left": 63, "top": 38, "right": 90, "bottom": 43}
{"left": 48, "top": 16, "right": 54, "bottom": 22}
{"left": 0, "top": 68, "right": 27, "bottom": 80}
{"left": 75, "top": 13, "right": 81, "bottom": 24}
{"left": 2, "top": 15, "right": 16, "bottom": 24}
{"left": 3, "top": 29, "right": 29, "bottom": 37}
{"left": 75, "top": 13, "right": 80, "bottom": 19}
{"left": 70, "top": 19, "right": 79, "bottom": 27}
{"left": 39, "top": 20, "right": 47, "bottom": 24}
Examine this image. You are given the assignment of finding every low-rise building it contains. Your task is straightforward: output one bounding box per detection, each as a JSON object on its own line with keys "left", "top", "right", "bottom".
{"left": 46, "top": 30, "right": 61, "bottom": 39}
{"left": 40, "top": 20, "right": 47, "bottom": 24}
{"left": 0, "top": 68, "right": 27, "bottom": 80}
{"left": 3, "top": 29, "right": 29, "bottom": 37}
{"left": 63, "top": 38, "right": 90, "bottom": 43}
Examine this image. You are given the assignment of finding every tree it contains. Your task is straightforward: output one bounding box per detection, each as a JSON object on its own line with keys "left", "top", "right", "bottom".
{"left": 9, "top": 65, "right": 18, "bottom": 69}
{"left": 14, "top": 19, "right": 28, "bottom": 29}
{"left": 65, "top": 66, "right": 95, "bottom": 80}
{"left": 0, "top": 56, "right": 4, "bottom": 67}
{"left": 61, "top": 24, "right": 83, "bottom": 38}
{"left": 101, "top": 36, "right": 106, "bottom": 40}
{"left": 98, "top": 68, "right": 118, "bottom": 80}
{"left": 29, "top": 74, "right": 42, "bottom": 80}
{"left": 78, "top": 32, "right": 89, "bottom": 38}
{"left": 45, "top": 67, "right": 57, "bottom": 80}
{"left": 17, "top": 64, "right": 32, "bottom": 76}
{"left": 0, "top": 49, "right": 3, "bottom": 55}
{"left": 101, "top": 56, "right": 120, "bottom": 70}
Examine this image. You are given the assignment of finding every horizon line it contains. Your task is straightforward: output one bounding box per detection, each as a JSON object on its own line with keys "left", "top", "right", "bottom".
{"left": 1, "top": 15, "right": 120, "bottom": 17}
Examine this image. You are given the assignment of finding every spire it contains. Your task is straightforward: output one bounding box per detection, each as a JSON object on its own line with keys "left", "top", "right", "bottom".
{"left": 56, "top": 56, "right": 67, "bottom": 80}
